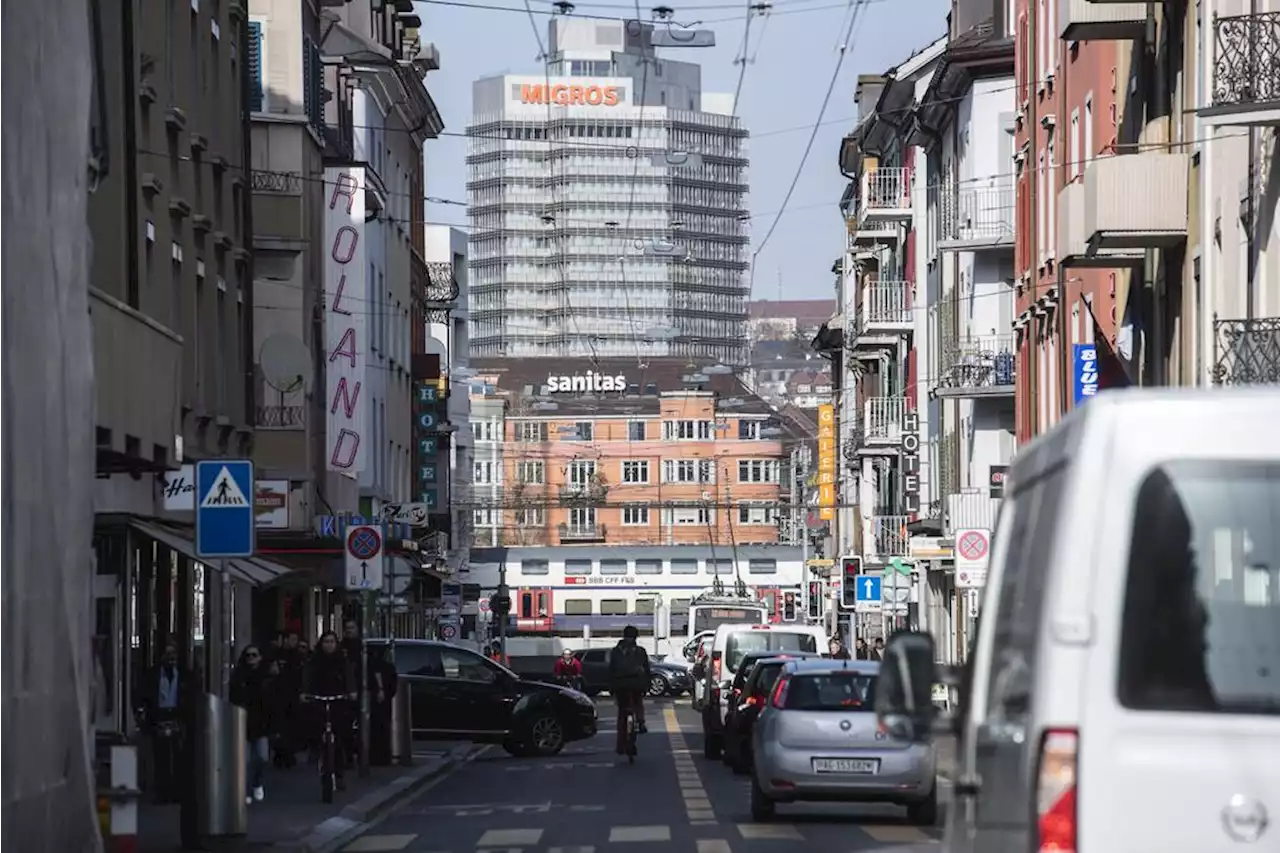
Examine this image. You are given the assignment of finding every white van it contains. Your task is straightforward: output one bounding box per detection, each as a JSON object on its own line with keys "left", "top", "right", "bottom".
{"left": 699, "top": 622, "right": 826, "bottom": 758}
{"left": 876, "top": 390, "right": 1280, "bottom": 850}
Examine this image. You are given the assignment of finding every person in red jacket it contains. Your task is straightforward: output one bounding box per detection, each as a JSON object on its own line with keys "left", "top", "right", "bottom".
{"left": 553, "top": 649, "right": 583, "bottom": 688}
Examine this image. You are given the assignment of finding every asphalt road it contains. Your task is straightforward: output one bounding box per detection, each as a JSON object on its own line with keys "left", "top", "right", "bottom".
{"left": 339, "top": 698, "right": 945, "bottom": 852}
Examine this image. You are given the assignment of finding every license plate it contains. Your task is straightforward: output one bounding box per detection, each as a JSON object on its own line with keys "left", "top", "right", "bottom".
{"left": 812, "top": 758, "right": 878, "bottom": 774}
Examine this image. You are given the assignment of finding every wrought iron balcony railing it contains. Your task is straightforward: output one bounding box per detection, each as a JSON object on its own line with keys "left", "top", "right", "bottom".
{"left": 862, "top": 396, "right": 909, "bottom": 442}
{"left": 860, "top": 167, "right": 910, "bottom": 214}
{"left": 1212, "top": 316, "right": 1280, "bottom": 385}
{"left": 867, "top": 514, "right": 911, "bottom": 559}
{"left": 857, "top": 281, "right": 912, "bottom": 333}
{"left": 255, "top": 405, "right": 305, "bottom": 428}
{"left": 938, "top": 184, "right": 1015, "bottom": 246}
{"left": 558, "top": 480, "right": 608, "bottom": 502}
{"left": 1212, "top": 13, "right": 1280, "bottom": 112}
{"left": 936, "top": 333, "right": 1017, "bottom": 392}
{"left": 558, "top": 523, "right": 607, "bottom": 541}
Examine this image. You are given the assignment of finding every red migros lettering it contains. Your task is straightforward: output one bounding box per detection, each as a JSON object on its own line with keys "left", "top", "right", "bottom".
{"left": 520, "top": 83, "right": 620, "bottom": 107}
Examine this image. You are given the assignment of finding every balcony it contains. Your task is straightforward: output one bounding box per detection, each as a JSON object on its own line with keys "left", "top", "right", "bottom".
{"left": 1203, "top": 13, "right": 1280, "bottom": 127}
{"left": 1058, "top": 0, "right": 1145, "bottom": 42}
{"left": 558, "top": 523, "right": 607, "bottom": 543}
{"left": 938, "top": 184, "right": 1015, "bottom": 251}
{"left": 1082, "top": 153, "right": 1189, "bottom": 252}
{"left": 859, "top": 168, "right": 911, "bottom": 224}
{"left": 91, "top": 287, "right": 182, "bottom": 473}
{"left": 1058, "top": 180, "right": 1138, "bottom": 267}
{"left": 860, "top": 397, "right": 909, "bottom": 449}
{"left": 935, "top": 334, "right": 1017, "bottom": 398}
{"left": 558, "top": 479, "right": 607, "bottom": 502}
{"left": 255, "top": 404, "right": 305, "bottom": 429}
{"left": 846, "top": 210, "right": 899, "bottom": 247}
{"left": 944, "top": 492, "right": 1003, "bottom": 536}
{"left": 866, "top": 514, "right": 910, "bottom": 560}
{"left": 1212, "top": 317, "right": 1280, "bottom": 385}
{"left": 852, "top": 280, "right": 912, "bottom": 353}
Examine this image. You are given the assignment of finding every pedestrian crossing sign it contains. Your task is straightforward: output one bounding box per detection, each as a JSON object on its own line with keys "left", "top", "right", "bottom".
{"left": 195, "top": 459, "right": 255, "bottom": 558}
{"left": 200, "top": 466, "right": 250, "bottom": 507}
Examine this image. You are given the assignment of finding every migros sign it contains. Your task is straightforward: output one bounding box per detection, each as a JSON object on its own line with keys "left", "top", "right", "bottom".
{"left": 520, "top": 83, "right": 621, "bottom": 107}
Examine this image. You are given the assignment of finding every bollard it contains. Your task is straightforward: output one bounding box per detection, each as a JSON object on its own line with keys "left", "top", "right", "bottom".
{"left": 389, "top": 684, "right": 414, "bottom": 766}
{"left": 195, "top": 693, "right": 247, "bottom": 838}
{"left": 97, "top": 742, "right": 142, "bottom": 853}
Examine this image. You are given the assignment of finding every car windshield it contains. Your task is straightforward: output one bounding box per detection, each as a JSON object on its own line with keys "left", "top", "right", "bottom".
{"left": 724, "top": 632, "right": 818, "bottom": 672}
{"left": 786, "top": 672, "right": 877, "bottom": 711}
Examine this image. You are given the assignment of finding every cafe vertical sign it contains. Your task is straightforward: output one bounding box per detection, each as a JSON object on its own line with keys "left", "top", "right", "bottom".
{"left": 325, "top": 167, "right": 370, "bottom": 473}
{"left": 817, "top": 404, "right": 837, "bottom": 520}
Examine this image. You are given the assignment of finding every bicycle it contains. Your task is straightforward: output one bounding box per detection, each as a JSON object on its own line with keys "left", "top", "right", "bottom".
{"left": 620, "top": 694, "right": 639, "bottom": 764}
{"left": 303, "top": 694, "right": 348, "bottom": 802}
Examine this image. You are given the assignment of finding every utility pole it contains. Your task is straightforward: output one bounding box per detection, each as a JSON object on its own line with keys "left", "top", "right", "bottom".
{"left": 3, "top": 0, "right": 99, "bottom": 847}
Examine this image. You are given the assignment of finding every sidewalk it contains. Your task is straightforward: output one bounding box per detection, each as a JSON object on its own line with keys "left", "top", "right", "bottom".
{"left": 138, "top": 743, "right": 474, "bottom": 853}
{"left": 936, "top": 733, "right": 957, "bottom": 779}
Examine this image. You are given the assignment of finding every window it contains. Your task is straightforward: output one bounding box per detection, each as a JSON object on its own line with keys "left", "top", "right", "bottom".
{"left": 472, "top": 420, "right": 497, "bottom": 442}
{"left": 786, "top": 672, "right": 877, "bottom": 711}
{"left": 628, "top": 421, "right": 646, "bottom": 441}
{"left": 671, "top": 598, "right": 692, "bottom": 614}
{"left": 738, "top": 420, "right": 761, "bottom": 440}
{"left": 663, "top": 419, "right": 713, "bottom": 440}
{"left": 662, "top": 459, "right": 715, "bottom": 483}
{"left": 567, "top": 460, "right": 597, "bottom": 485}
{"left": 671, "top": 559, "right": 698, "bottom": 575}
{"left": 473, "top": 509, "right": 495, "bottom": 527}
{"left": 515, "top": 507, "right": 545, "bottom": 526}
{"left": 1084, "top": 95, "right": 1094, "bottom": 161}
{"left": 302, "top": 35, "right": 322, "bottom": 131}
{"left": 247, "top": 20, "right": 263, "bottom": 111}
{"left": 738, "top": 459, "right": 779, "bottom": 483}
{"left": 707, "top": 558, "right": 734, "bottom": 577}
{"left": 748, "top": 558, "right": 777, "bottom": 574}
{"left": 564, "top": 599, "right": 593, "bottom": 616}
{"left": 516, "top": 460, "right": 544, "bottom": 484}
{"left": 665, "top": 504, "right": 709, "bottom": 526}
{"left": 516, "top": 421, "right": 548, "bottom": 442}
{"left": 622, "top": 460, "right": 650, "bottom": 483}
{"left": 738, "top": 503, "right": 777, "bottom": 525}
{"left": 473, "top": 461, "right": 497, "bottom": 485}
{"left": 520, "top": 559, "right": 549, "bottom": 576}
{"left": 574, "top": 421, "right": 594, "bottom": 441}
{"left": 1036, "top": 150, "right": 1046, "bottom": 264}
{"left": 439, "top": 648, "right": 498, "bottom": 684}
{"left": 635, "top": 558, "right": 662, "bottom": 575}
{"left": 622, "top": 504, "right": 650, "bottom": 525}
{"left": 1046, "top": 125, "right": 1057, "bottom": 258}
{"left": 600, "top": 599, "right": 628, "bottom": 616}
{"left": 1069, "top": 109, "right": 1081, "bottom": 180}
{"left": 634, "top": 598, "right": 656, "bottom": 615}
{"left": 567, "top": 507, "right": 596, "bottom": 530}
{"left": 600, "top": 559, "right": 628, "bottom": 575}
{"left": 215, "top": 289, "right": 227, "bottom": 411}
{"left": 1118, "top": 461, "right": 1280, "bottom": 714}
{"left": 565, "top": 559, "right": 592, "bottom": 576}
{"left": 725, "top": 631, "right": 819, "bottom": 671}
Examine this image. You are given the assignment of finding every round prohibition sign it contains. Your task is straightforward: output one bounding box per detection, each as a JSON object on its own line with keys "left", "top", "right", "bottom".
{"left": 347, "top": 526, "right": 382, "bottom": 561}
{"left": 958, "top": 530, "right": 989, "bottom": 561}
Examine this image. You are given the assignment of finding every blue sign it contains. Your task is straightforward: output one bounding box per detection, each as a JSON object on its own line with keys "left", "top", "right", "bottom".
{"left": 418, "top": 437, "right": 438, "bottom": 455}
{"left": 1073, "top": 344, "right": 1099, "bottom": 404}
{"left": 855, "top": 574, "right": 882, "bottom": 603}
{"left": 418, "top": 412, "right": 436, "bottom": 429}
{"left": 195, "top": 460, "right": 255, "bottom": 558}
{"left": 420, "top": 464, "right": 438, "bottom": 483}
{"left": 418, "top": 385, "right": 438, "bottom": 403}
{"left": 421, "top": 490, "right": 438, "bottom": 509}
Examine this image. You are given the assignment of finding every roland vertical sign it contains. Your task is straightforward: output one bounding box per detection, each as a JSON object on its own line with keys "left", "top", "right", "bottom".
{"left": 325, "top": 167, "right": 370, "bottom": 473}
{"left": 817, "top": 403, "right": 837, "bottom": 520}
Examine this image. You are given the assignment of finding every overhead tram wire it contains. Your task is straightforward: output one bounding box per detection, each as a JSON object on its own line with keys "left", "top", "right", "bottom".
{"left": 416, "top": 0, "right": 899, "bottom": 24}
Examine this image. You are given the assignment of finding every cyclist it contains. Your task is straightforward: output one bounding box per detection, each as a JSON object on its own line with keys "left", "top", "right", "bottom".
{"left": 553, "top": 649, "right": 583, "bottom": 690}
{"left": 301, "top": 631, "right": 356, "bottom": 790}
{"left": 607, "top": 625, "right": 651, "bottom": 755}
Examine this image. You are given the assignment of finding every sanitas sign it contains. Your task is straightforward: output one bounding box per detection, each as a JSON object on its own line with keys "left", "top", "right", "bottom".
{"left": 546, "top": 371, "right": 627, "bottom": 393}
{"left": 520, "top": 83, "right": 620, "bottom": 107}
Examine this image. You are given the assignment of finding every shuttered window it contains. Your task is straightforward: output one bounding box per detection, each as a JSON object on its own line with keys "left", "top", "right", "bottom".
{"left": 247, "top": 21, "right": 263, "bottom": 112}
{"left": 303, "top": 35, "right": 323, "bottom": 131}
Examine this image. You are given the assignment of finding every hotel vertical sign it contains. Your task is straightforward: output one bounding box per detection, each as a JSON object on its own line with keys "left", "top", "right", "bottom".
{"left": 324, "top": 167, "right": 370, "bottom": 472}
{"left": 817, "top": 404, "right": 837, "bottom": 521}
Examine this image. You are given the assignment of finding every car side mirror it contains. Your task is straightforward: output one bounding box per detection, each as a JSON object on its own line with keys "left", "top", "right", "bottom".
{"left": 874, "top": 630, "right": 938, "bottom": 744}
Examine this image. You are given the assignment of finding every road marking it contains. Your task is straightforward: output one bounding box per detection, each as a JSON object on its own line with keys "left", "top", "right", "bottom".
{"left": 736, "top": 824, "right": 805, "bottom": 840}
{"left": 608, "top": 826, "right": 672, "bottom": 842}
{"left": 547, "top": 847, "right": 596, "bottom": 853}
{"left": 861, "top": 825, "right": 939, "bottom": 843}
{"left": 342, "top": 835, "right": 418, "bottom": 851}
{"left": 477, "top": 829, "right": 544, "bottom": 846}
{"left": 696, "top": 841, "right": 732, "bottom": 853}
{"left": 687, "top": 809, "right": 716, "bottom": 820}
{"left": 665, "top": 705, "right": 717, "bottom": 825}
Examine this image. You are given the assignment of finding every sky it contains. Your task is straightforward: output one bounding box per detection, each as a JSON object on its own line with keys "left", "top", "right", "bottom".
{"left": 415, "top": 0, "right": 950, "bottom": 301}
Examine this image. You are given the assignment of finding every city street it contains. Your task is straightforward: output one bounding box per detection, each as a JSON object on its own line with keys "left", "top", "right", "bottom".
{"left": 339, "top": 699, "right": 945, "bottom": 852}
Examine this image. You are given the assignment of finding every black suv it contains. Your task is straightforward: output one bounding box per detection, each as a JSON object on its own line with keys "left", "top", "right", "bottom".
{"left": 370, "top": 639, "right": 598, "bottom": 757}
{"left": 721, "top": 651, "right": 820, "bottom": 773}
{"left": 575, "top": 648, "right": 693, "bottom": 697}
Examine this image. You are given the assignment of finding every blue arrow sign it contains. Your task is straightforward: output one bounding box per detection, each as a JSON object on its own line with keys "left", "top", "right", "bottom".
{"left": 195, "top": 459, "right": 255, "bottom": 558}
{"left": 855, "top": 574, "right": 882, "bottom": 603}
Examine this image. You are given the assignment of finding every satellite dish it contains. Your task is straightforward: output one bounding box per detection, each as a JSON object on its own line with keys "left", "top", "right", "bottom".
{"left": 259, "top": 334, "right": 310, "bottom": 394}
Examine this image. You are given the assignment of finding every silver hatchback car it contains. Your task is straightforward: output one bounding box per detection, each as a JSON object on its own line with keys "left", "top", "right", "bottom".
{"left": 750, "top": 659, "right": 937, "bottom": 824}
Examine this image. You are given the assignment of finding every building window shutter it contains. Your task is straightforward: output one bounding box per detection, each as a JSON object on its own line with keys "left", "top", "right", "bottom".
{"left": 303, "top": 36, "right": 323, "bottom": 130}
{"left": 247, "top": 21, "right": 263, "bottom": 112}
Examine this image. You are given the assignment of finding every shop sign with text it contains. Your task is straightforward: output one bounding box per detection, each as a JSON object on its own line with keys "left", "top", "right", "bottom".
{"left": 324, "top": 167, "right": 370, "bottom": 472}
{"left": 520, "top": 83, "right": 621, "bottom": 107}
{"left": 546, "top": 371, "right": 627, "bottom": 393}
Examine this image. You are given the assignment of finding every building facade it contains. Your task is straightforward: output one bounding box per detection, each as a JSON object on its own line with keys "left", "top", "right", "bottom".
{"left": 466, "top": 358, "right": 793, "bottom": 549}
{"left": 466, "top": 18, "right": 750, "bottom": 364}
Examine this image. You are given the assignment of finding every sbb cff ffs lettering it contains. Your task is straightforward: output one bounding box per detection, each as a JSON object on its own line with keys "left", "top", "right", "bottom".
{"left": 782, "top": 592, "right": 797, "bottom": 622}
{"left": 839, "top": 556, "right": 862, "bottom": 611}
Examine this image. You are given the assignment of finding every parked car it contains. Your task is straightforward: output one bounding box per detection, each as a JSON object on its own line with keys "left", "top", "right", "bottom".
{"left": 574, "top": 648, "right": 693, "bottom": 697}
{"left": 751, "top": 659, "right": 937, "bottom": 824}
{"left": 722, "top": 651, "right": 821, "bottom": 774}
{"left": 369, "top": 639, "right": 598, "bottom": 757}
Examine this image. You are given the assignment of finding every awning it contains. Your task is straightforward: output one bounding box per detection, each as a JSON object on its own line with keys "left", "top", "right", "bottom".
{"left": 128, "top": 519, "right": 293, "bottom": 587}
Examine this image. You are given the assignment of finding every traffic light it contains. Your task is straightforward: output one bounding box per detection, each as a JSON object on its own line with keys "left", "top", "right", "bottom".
{"left": 839, "top": 556, "right": 862, "bottom": 611}
{"left": 782, "top": 591, "right": 797, "bottom": 622}
{"left": 807, "top": 581, "right": 821, "bottom": 619}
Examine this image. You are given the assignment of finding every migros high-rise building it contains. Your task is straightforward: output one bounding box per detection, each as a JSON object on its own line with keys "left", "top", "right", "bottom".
{"left": 466, "top": 18, "right": 750, "bottom": 365}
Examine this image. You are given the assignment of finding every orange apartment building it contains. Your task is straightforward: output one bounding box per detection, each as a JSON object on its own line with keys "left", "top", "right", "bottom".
{"left": 466, "top": 358, "right": 795, "bottom": 548}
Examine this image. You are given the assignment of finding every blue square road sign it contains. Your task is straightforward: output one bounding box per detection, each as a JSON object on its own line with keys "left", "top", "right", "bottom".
{"left": 855, "top": 574, "right": 882, "bottom": 603}
{"left": 196, "top": 459, "right": 256, "bottom": 558}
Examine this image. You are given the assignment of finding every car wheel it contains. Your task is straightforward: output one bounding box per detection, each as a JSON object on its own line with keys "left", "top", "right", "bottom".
{"left": 525, "top": 713, "right": 566, "bottom": 757}
{"left": 906, "top": 785, "right": 939, "bottom": 826}
{"left": 502, "top": 735, "right": 532, "bottom": 758}
{"left": 648, "top": 674, "right": 669, "bottom": 697}
{"left": 750, "top": 776, "right": 776, "bottom": 821}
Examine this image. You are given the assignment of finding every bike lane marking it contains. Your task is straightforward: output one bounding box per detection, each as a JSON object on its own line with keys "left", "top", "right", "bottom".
{"left": 664, "top": 706, "right": 717, "bottom": 825}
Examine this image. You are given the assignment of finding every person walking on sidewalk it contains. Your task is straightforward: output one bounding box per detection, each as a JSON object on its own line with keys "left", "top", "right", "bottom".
{"left": 230, "top": 646, "right": 276, "bottom": 804}
{"left": 302, "top": 631, "right": 357, "bottom": 790}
